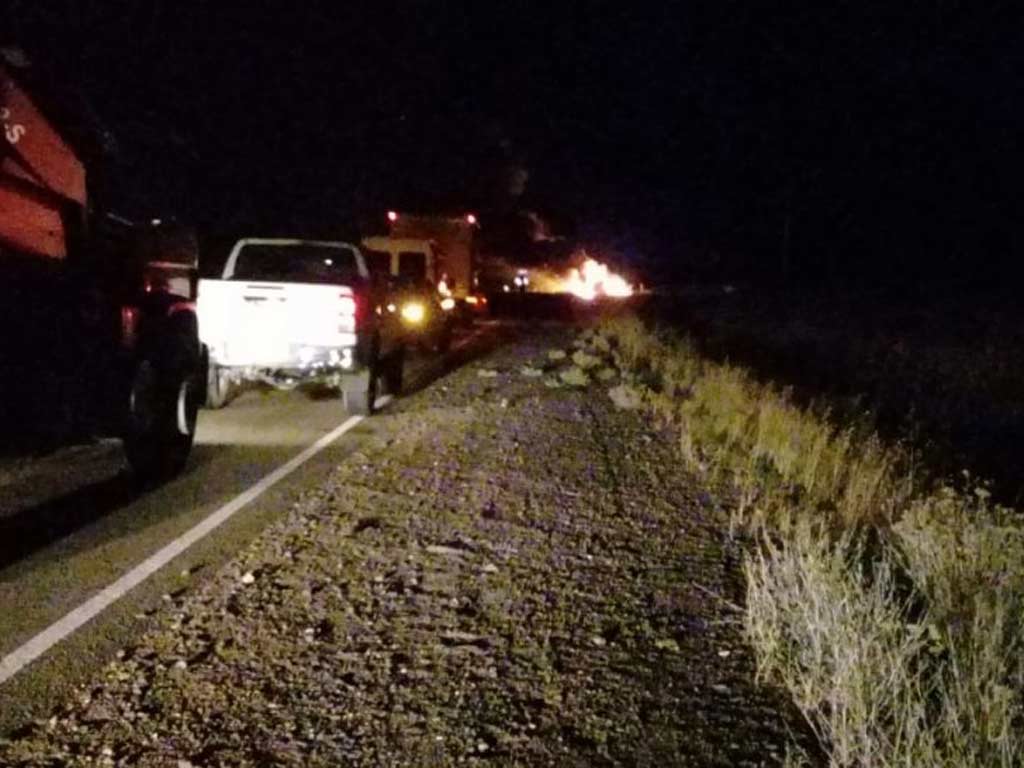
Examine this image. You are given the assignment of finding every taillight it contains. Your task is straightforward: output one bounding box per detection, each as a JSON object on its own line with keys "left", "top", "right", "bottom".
{"left": 340, "top": 293, "right": 366, "bottom": 329}
{"left": 121, "top": 306, "right": 139, "bottom": 348}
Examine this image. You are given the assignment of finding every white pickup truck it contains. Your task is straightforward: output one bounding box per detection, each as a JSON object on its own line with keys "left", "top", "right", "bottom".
{"left": 198, "top": 238, "right": 406, "bottom": 414}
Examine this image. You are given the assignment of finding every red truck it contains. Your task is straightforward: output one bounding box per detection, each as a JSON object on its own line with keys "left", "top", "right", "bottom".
{"left": 1, "top": 54, "right": 202, "bottom": 481}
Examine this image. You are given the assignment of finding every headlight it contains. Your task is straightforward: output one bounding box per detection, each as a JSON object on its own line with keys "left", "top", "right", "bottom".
{"left": 440, "top": 297, "right": 456, "bottom": 311}
{"left": 401, "top": 301, "right": 425, "bottom": 324}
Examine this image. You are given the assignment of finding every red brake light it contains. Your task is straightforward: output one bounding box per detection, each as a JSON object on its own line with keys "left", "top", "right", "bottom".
{"left": 121, "top": 306, "right": 139, "bottom": 348}
{"left": 341, "top": 293, "right": 368, "bottom": 329}
{"left": 387, "top": 210, "right": 398, "bottom": 222}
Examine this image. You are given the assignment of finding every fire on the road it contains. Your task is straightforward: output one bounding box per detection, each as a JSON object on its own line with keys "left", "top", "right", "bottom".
{"left": 498, "top": 255, "right": 635, "bottom": 299}
{"left": 562, "top": 258, "right": 634, "bottom": 301}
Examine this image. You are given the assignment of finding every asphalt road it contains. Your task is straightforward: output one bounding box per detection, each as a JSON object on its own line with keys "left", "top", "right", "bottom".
{"left": 0, "top": 321, "right": 508, "bottom": 732}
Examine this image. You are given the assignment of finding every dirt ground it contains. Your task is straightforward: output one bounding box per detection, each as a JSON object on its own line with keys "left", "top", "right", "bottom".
{"left": 0, "top": 326, "right": 807, "bottom": 767}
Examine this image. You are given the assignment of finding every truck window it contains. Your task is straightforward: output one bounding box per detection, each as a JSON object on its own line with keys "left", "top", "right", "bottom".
{"left": 398, "top": 251, "right": 427, "bottom": 285}
{"left": 363, "top": 249, "right": 392, "bottom": 277}
{"left": 232, "top": 244, "right": 362, "bottom": 284}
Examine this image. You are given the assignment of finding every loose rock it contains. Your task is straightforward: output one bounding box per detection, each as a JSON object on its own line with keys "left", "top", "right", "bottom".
{"left": 571, "top": 350, "right": 603, "bottom": 370}
{"left": 559, "top": 366, "right": 591, "bottom": 388}
{"left": 608, "top": 384, "right": 643, "bottom": 410}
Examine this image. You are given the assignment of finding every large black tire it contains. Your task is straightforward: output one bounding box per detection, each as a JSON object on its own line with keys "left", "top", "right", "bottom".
{"left": 342, "top": 335, "right": 379, "bottom": 416}
{"left": 342, "top": 367, "right": 378, "bottom": 416}
{"left": 457, "top": 303, "right": 475, "bottom": 329}
{"left": 382, "top": 346, "right": 405, "bottom": 395}
{"left": 123, "top": 332, "right": 201, "bottom": 484}
{"left": 433, "top": 322, "right": 453, "bottom": 354}
{"left": 205, "top": 361, "right": 234, "bottom": 409}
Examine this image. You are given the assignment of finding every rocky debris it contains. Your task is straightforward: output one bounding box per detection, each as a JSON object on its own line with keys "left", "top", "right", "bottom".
{"left": 0, "top": 326, "right": 811, "bottom": 767}
{"left": 558, "top": 365, "right": 591, "bottom": 388}
{"left": 519, "top": 366, "right": 544, "bottom": 378}
{"left": 608, "top": 383, "right": 644, "bottom": 410}
{"left": 476, "top": 368, "right": 499, "bottom": 378}
{"left": 546, "top": 349, "right": 567, "bottom": 362}
{"left": 591, "top": 334, "right": 612, "bottom": 355}
{"left": 571, "top": 349, "right": 603, "bottom": 370}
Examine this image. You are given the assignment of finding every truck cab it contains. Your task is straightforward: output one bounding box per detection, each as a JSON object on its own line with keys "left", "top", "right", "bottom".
{"left": 383, "top": 212, "right": 488, "bottom": 324}
{"left": 360, "top": 236, "right": 453, "bottom": 352}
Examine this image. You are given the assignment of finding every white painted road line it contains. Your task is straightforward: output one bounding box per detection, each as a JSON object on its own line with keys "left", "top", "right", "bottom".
{"left": 0, "top": 396, "right": 392, "bottom": 685}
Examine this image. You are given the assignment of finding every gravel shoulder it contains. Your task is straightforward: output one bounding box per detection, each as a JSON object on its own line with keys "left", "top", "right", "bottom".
{"left": 1, "top": 326, "right": 805, "bottom": 767}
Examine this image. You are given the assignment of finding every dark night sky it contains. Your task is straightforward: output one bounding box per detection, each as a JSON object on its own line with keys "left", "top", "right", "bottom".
{"left": 4, "top": 1, "right": 1023, "bottom": 282}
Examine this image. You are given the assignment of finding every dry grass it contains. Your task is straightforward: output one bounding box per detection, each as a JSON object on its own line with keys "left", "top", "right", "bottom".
{"left": 598, "top": 314, "right": 1024, "bottom": 767}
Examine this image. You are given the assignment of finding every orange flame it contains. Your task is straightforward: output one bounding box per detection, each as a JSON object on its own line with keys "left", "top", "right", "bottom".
{"left": 563, "top": 258, "right": 633, "bottom": 301}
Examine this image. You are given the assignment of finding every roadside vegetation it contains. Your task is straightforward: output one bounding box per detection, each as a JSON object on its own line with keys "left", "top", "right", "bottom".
{"left": 597, "top": 313, "right": 1024, "bottom": 767}
{"left": 650, "top": 286, "right": 1024, "bottom": 502}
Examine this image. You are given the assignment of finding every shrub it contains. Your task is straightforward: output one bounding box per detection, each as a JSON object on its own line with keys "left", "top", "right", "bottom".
{"left": 598, "top": 314, "right": 1024, "bottom": 767}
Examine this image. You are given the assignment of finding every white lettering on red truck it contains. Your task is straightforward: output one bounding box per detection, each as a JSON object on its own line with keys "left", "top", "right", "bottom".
{"left": 1, "top": 107, "right": 26, "bottom": 144}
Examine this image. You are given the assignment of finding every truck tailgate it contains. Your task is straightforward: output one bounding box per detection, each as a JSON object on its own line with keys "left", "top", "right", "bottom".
{"left": 198, "top": 279, "right": 357, "bottom": 367}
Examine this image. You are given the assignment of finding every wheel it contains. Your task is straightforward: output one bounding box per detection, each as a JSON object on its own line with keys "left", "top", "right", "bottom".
{"left": 123, "top": 337, "right": 200, "bottom": 484}
{"left": 342, "top": 337, "right": 380, "bottom": 416}
{"left": 382, "top": 346, "right": 405, "bottom": 395}
{"left": 433, "top": 322, "right": 452, "bottom": 354}
{"left": 204, "top": 361, "right": 234, "bottom": 409}
{"left": 342, "top": 368, "right": 378, "bottom": 415}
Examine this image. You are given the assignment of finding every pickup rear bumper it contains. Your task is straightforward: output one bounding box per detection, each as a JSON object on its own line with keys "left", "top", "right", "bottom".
{"left": 211, "top": 342, "right": 370, "bottom": 389}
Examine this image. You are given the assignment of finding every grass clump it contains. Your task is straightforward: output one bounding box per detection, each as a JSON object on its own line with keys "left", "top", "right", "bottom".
{"left": 598, "top": 314, "right": 1024, "bottom": 767}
